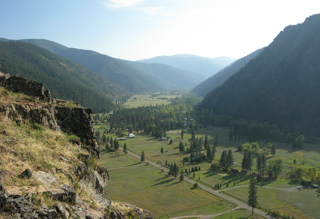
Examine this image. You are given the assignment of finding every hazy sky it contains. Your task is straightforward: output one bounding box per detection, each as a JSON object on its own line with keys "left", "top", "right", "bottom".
{"left": 1, "top": 0, "right": 319, "bottom": 60}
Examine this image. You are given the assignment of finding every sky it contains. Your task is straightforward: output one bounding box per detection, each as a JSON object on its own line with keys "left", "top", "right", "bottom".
{"left": 1, "top": 0, "right": 320, "bottom": 61}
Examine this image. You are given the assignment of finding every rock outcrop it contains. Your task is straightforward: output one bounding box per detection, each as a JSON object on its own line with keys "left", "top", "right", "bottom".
{"left": 0, "top": 75, "right": 99, "bottom": 157}
{"left": 0, "top": 75, "right": 152, "bottom": 219}
{"left": 0, "top": 75, "right": 51, "bottom": 101}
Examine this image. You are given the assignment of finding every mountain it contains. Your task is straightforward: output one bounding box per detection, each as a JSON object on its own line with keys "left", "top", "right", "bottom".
{"left": 199, "top": 14, "right": 320, "bottom": 136}
{"left": 139, "top": 54, "right": 235, "bottom": 79}
{"left": 20, "top": 39, "right": 203, "bottom": 92}
{"left": 0, "top": 41, "right": 121, "bottom": 112}
{"left": 192, "top": 48, "right": 263, "bottom": 97}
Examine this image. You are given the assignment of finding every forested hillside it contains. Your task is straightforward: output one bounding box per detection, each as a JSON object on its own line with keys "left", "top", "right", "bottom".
{"left": 192, "top": 48, "right": 263, "bottom": 97}
{"left": 20, "top": 39, "right": 203, "bottom": 92}
{"left": 0, "top": 41, "right": 121, "bottom": 112}
{"left": 199, "top": 14, "right": 320, "bottom": 136}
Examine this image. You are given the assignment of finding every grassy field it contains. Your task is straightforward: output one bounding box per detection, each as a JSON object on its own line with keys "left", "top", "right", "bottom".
{"left": 97, "top": 124, "right": 320, "bottom": 218}
{"left": 123, "top": 94, "right": 181, "bottom": 108}
{"left": 99, "top": 151, "right": 235, "bottom": 218}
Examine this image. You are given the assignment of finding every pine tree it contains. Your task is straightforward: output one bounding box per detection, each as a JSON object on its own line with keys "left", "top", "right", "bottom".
{"left": 204, "top": 135, "right": 208, "bottom": 149}
{"left": 256, "top": 153, "right": 262, "bottom": 175}
{"left": 214, "top": 134, "right": 219, "bottom": 147}
{"left": 123, "top": 143, "right": 127, "bottom": 154}
{"left": 161, "top": 147, "right": 164, "bottom": 154}
{"left": 173, "top": 163, "right": 179, "bottom": 178}
{"left": 180, "top": 170, "right": 184, "bottom": 181}
{"left": 141, "top": 150, "right": 145, "bottom": 161}
{"left": 219, "top": 150, "right": 228, "bottom": 171}
{"left": 181, "top": 129, "right": 184, "bottom": 139}
{"left": 226, "top": 149, "right": 234, "bottom": 169}
{"left": 248, "top": 175, "right": 258, "bottom": 215}
{"left": 261, "top": 152, "right": 267, "bottom": 176}
{"left": 271, "top": 145, "right": 276, "bottom": 156}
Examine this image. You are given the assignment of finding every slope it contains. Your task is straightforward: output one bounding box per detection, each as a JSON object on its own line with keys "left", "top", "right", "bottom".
{"left": 20, "top": 39, "right": 202, "bottom": 92}
{"left": 192, "top": 48, "right": 263, "bottom": 97}
{"left": 199, "top": 14, "right": 320, "bottom": 136}
{"left": 139, "top": 54, "right": 235, "bottom": 79}
{"left": 0, "top": 41, "right": 120, "bottom": 112}
{"left": 125, "top": 61, "right": 203, "bottom": 90}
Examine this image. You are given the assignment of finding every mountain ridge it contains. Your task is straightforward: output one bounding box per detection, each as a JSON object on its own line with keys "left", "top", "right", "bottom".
{"left": 199, "top": 14, "right": 320, "bottom": 136}
{"left": 139, "top": 54, "right": 235, "bottom": 79}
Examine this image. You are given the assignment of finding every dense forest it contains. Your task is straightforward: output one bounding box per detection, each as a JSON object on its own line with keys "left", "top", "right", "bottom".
{"left": 199, "top": 14, "right": 320, "bottom": 136}
{"left": 20, "top": 39, "right": 204, "bottom": 92}
{"left": 0, "top": 41, "right": 124, "bottom": 112}
{"left": 192, "top": 48, "right": 263, "bottom": 97}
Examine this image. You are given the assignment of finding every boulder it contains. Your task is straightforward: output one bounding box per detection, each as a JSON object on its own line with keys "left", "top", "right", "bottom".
{"left": 19, "top": 168, "right": 32, "bottom": 179}
{"left": 33, "top": 171, "right": 59, "bottom": 185}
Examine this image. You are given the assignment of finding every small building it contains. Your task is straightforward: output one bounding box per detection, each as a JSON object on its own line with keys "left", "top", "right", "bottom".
{"left": 128, "top": 133, "right": 135, "bottom": 138}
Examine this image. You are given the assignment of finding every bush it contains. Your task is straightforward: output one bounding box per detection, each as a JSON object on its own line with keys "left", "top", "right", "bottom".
{"left": 31, "top": 123, "right": 44, "bottom": 131}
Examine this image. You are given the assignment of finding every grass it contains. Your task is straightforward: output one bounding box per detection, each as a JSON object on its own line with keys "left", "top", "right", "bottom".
{"left": 123, "top": 94, "right": 180, "bottom": 108}
{"left": 222, "top": 186, "right": 312, "bottom": 218}
{"left": 98, "top": 123, "right": 320, "bottom": 218}
{"left": 100, "top": 151, "right": 234, "bottom": 218}
{"left": 214, "top": 208, "right": 264, "bottom": 219}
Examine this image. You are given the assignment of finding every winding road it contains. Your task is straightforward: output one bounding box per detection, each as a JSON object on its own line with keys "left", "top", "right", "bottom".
{"left": 126, "top": 151, "right": 273, "bottom": 219}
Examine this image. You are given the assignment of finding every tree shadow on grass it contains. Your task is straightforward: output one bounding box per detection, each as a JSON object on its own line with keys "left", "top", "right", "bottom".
{"left": 165, "top": 180, "right": 181, "bottom": 187}
{"left": 203, "top": 170, "right": 217, "bottom": 177}
{"left": 152, "top": 178, "right": 175, "bottom": 187}
{"left": 125, "top": 162, "right": 141, "bottom": 167}
{"left": 220, "top": 173, "right": 251, "bottom": 185}
{"left": 155, "top": 175, "right": 170, "bottom": 181}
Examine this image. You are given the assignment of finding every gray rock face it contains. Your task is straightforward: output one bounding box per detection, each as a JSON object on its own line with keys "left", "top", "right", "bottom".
{"left": 0, "top": 184, "right": 33, "bottom": 219}
{"left": 0, "top": 76, "right": 99, "bottom": 156}
{"left": 0, "top": 75, "right": 51, "bottom": 100}
{"left": 33, "top": 171, "right": 59, "bottom": 185}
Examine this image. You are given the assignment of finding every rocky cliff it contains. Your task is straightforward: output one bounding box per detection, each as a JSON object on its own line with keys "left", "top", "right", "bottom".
{"left": 0, "top": 75, "right": 152, "bottom": 219}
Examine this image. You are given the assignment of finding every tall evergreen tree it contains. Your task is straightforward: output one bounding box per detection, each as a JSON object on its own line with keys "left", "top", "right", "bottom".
{"left": 271, "top": 145, "right": 276, "bottom": 156}
{"left": 204, "top": 135, "right": 208, "bottom": 149}
{"left": 248, "top": 175, "right": 258, "bottom": 215}
{"left": 261, "top": 152, "right": 267, "bottom": 176}
{"left": 180, "top": 170, "right": 184, "bottom": 181}
{"left": 181, "top": 129, "right": 184, "bottom": 139}
{"left": 123, "top": 143, "right": 127, "bottom": 154}
{"left": 161, "top": 147, "right": 164, "bottom": 154}
{"left": 226, "top": 149, "right": 234, "bottom": 170}
{"left": 214, "top": 134, "right": 219, "bottom": 147}
{"left": 179, "top": 142, "right": 185, "bottom": 152}
{"left": 141, "top": 150, "right": 145, "bottom": 161}
{"left": 219, "top": 150, "right": 228, "bottom": 171}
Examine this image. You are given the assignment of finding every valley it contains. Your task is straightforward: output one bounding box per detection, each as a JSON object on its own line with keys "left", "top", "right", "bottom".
{"left": 1, "top": 8, "right": 320, "bottom": 219}
{"left": 94, "top": 95, "right": 320, "bottom": 219}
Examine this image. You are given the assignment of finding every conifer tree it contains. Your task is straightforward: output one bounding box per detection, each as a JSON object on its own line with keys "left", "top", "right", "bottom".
{"left": 248, "top": 175, "right": 258, "bottom": 215}
{"left": 123, "top": 143, "right": 127, "bottom": 154}
{"left": 271, "top": 145, "right": 276, "bottom": 156}
{"left": 180, "top": 169, "right": 184, "bottom": 181}
{"left": 141, "top": 150, "right": 145, "bottom": 161}
{"left": 181, "top": 129, "right": 184, "bottom": 139}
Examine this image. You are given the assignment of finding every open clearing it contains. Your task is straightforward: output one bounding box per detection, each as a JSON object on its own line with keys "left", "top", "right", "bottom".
{"left": 97, "top": 125, "right": 320, "bottom": 218}
{"left": 99, "top": 151, "right": 235, "bottom": 218}
{"left": 123, "top": 94, "right": 181, "bottom": 108}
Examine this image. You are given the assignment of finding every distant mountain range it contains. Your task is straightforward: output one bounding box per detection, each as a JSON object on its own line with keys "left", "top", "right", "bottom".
{"left": 198, "top": 14, "right": 320, "bottom": 136}
{"left": 19, "top": 39, "right": 205, "bottom": 92}
{"left": 139, "top": 54, "right": 235, "bottom": 79}
{"left": 192, "top": 48, "right": 263, "bottom": 97}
